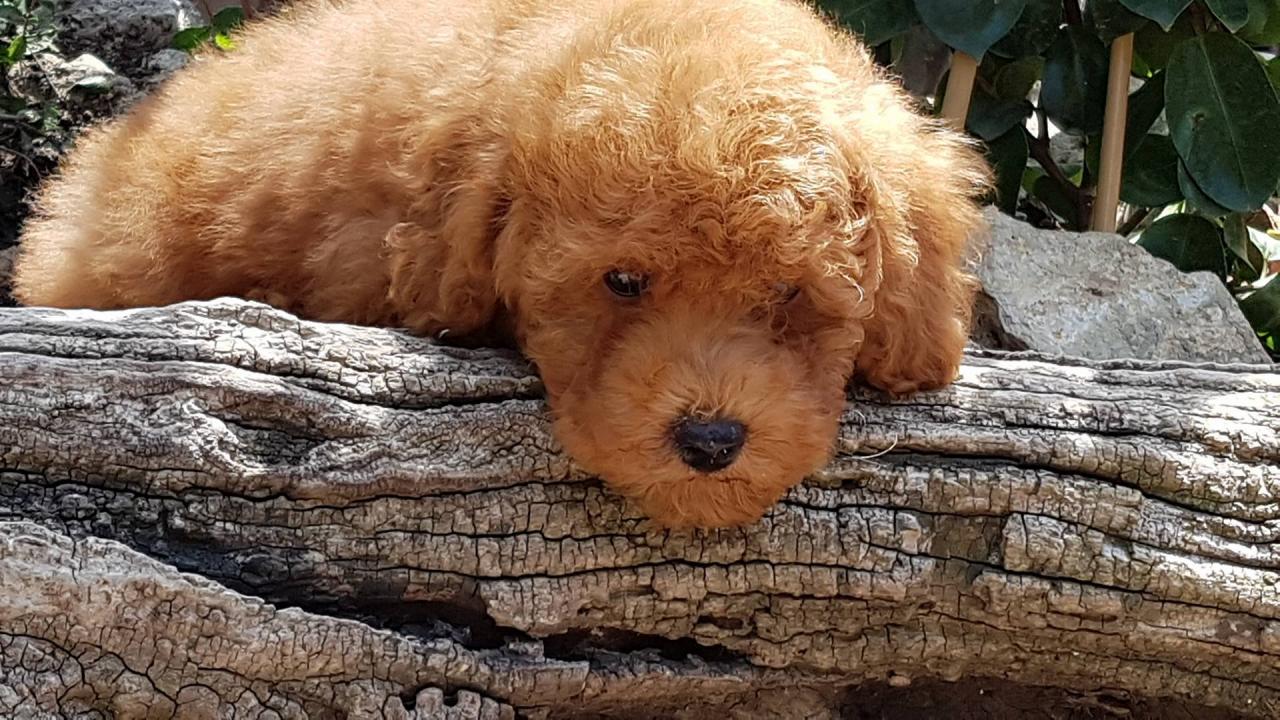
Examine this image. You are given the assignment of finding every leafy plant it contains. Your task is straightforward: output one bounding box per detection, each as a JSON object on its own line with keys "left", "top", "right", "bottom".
{"left": 819, "top": 0, "right": 1280, "bottom": 359}
{"left": 174, "top": 5, "right": 247, "bottom": 53}
{"left": 1, "top": 0, "right": 71, "bottom": 179}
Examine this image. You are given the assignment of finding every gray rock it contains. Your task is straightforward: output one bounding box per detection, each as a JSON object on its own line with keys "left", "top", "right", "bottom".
{"left": 55, "top": 0, "right": 202, "bottom": 74}
{"left": 142, "top": 48, "right": 191, "bottom": 83}
{"left": 970, "top": 207, "right": 1271, "bottom": 365}
{"left": 7, "top": 51, "right": 137, "bottom": 119}
{"left": 42, "top": 52, "right": 134, "bottom": 99}
{"left": 0, "top": 246, "right": 17, "bottom": 307}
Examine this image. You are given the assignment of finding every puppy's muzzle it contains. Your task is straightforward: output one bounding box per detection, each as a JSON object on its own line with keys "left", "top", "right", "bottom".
{"left": 672, "top": 416, "right": 746, "bottom": 472}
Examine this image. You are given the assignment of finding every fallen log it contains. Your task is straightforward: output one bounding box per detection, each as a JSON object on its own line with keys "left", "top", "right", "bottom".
{"left": 1, "top": 298, "right": 1277, "bottom": 719}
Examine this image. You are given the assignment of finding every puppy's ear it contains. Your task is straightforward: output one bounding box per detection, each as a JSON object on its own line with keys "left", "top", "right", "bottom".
{"left": 384, "top": 161, "right": 510, "bottom": 343}
{"left": 854, "top": 124, "right": 990, "bottom": 395}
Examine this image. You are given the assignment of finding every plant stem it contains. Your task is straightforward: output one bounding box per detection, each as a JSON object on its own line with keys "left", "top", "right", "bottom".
{"left": 0, "top": 144, "right": 40, "bottom": 174}
{"left": 1189, "top": 2, "right": 1210, "bottom": 33}
{"left": 1117, "top": 206, "right": 1154, "bottom": 236}
{"left": 1027, "top": 110, "right": 1085, "bottom": 230}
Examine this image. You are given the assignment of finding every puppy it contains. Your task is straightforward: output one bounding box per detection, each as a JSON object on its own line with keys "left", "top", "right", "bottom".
{"left": 12, "top": 0, "right": 989, "bottom": 527}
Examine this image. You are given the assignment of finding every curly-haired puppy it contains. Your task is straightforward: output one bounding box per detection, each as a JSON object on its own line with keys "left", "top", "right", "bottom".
{"left": 13, "top": 0, "right": 989, "bottom": 528}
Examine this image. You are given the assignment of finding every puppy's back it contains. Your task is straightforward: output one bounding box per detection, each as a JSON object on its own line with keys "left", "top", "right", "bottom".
{"left": 12, "top": 0, "right": 519, "bottom": 318}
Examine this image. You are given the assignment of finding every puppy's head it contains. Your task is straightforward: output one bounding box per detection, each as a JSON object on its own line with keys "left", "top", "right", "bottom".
{"left": 492, "top": 13, "right": 989, "bottom": 528}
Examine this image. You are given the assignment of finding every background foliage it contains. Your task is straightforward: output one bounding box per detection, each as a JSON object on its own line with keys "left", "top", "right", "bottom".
{"left": 1, "top": 0, "right": 72, "bottom": 192}
{"left": 4, "top": 0, "right": 1279, "bottom": 357}
{"left": 819, "top": 0, "right": 1280, "bottom": 357}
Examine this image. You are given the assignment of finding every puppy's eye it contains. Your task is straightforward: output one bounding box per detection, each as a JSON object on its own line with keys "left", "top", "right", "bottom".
{"left": 604, "top": 270, "right": 649, "bottom": 298}
{"left": 773, "top": 282, "right": 801, "bottom": 304}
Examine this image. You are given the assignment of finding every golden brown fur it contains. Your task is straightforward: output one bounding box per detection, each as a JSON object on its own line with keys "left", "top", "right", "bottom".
{"left": 13, "top": 0, "right": 989, "bottom": 527}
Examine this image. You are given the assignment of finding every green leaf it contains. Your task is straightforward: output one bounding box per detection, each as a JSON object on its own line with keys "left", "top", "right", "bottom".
{"left": 1267, "top": 56, "right": 1280, "bottom": 95}
{"left": 819, "top": 0, "right": 918, "bottom": 46}
{"left": 3, "top": 35, "right": 25, "bottom": 66}
{"left": 1085, "top": 71, "right": 1167, "bottom": 176}
{"left": 1178, "top": 161, "right": 1233, "bottom": 218}
{"left": 1137, "top": 213, "right": 1228, "bottom": 276}
{"left": 1166, "top": 33, "right": 1280, "bottom": 212}
{"left": 1240, "top": 276, "right": 1280, "bottom": 334}
{"left": 1119, "top": 0, "right": 1193, "bottom": 28}
{"left": 211, "top": 6, "right": 245, "bottom": 33}
{"left": 995, "top": 55, "right": 1044, "bottom": 100}
{"left": 1040, "top": 26, "right": 1109, "bottom": 136}
{"left": 0, "top": 6, "right": 25, "bottom": 26}
{"left": 1205, "top": 0, "right": 1252, "bottom": 30}
{"left": 173, "top": 26, "right": 211, "bottom": 51}
{"left": 985, "top": 127, "right": 1029, "bottom": 214}
{"left": 1133, "top": 11, "right": 1195, "bottom": 69}
{"left": 914, "top": 0, "right": 1029, "bottom": 59}
{"left": 991, "top": 0, "right": 1061, "bottom": 58}
{"left": 1031, "top": 175, "right": 1078, "bottom": 226}
{"left": 1240, "top": 0, "right": 1280, "bottom": 44}
{"left": 1223, "top": 213, "right": 1264, "bottom": 281}
{"left": 1120, "top": 134, "right": 1183, "bottom": 206}
{"left": 213, "top": 32, "right": 236, "bottom": 51}
{"left": 966, "top": 87, "right": 1033, "bottom": 140}
{"left": 1087, "top": 0, "right": 1150, "bottom": 42}
{"left": 1126, "top": 71, "right": 1167, "bottom": 143}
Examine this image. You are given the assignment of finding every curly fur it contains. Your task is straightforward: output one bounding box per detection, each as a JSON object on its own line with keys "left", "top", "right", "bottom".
{"left": 12, "top": 0, "right": 990, "bottom": 528}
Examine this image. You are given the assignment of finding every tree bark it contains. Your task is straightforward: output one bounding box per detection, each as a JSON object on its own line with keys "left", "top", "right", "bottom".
{"left": 1, "top": 298, "right": 1278, "bottom": 719}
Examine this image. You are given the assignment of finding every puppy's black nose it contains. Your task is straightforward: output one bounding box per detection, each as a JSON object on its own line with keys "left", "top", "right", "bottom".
{"left": 673, "top": 417, "right": 746, "bottom": 473}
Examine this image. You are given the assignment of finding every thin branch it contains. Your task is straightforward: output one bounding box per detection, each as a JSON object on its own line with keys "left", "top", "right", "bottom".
{"left": 1026, "top": 113, "right": 1086, "bottom": 230}
{"left": 1117, "top": 205, "right": 1154, "bottom": 236}
{"left": 0, "top": 144, "right": 41, "bottom": 175}
{"left": 1188, "top": 2, "right": 1211, "bottom": 33}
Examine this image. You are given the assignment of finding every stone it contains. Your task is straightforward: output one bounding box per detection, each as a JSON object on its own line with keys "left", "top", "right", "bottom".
{"left": 0, "top": 246, "right": 17, "bottom": 308}
{"left": 970, "top": 207, "right": 1271, "bottom": 365}
{"left": 55, "top": 0, "right": 203, "bottom": 74}
{"left": 42, "top": 52, "right": 135, "bottom": 99}
{"left": 141, "top": 48, "right": 191, "bottom": 85}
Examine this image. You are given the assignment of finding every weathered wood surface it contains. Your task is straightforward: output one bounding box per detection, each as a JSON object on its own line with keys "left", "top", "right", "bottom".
{"left": 1, "top": 298, "right": 1278, "bottom": 719}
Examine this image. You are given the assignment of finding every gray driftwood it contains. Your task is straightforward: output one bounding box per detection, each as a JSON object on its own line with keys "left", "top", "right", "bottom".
{"left": 1, "top": 298, "right": 1279, "bottom": 719}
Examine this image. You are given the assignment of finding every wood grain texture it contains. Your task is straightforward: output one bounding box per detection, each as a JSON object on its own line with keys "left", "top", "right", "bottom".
{"left": 1, "top": 298, "right": 1278, "bottom": 719}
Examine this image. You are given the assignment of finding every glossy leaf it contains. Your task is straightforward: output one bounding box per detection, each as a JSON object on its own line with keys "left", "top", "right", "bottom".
{"left": 1223, "top": 213, "right": 1265, "bottom": 281}
{"left": 1267, "top": 56, "right": 1280, "bottom": 95}
{"left": 819, "top": 0, "right": 918, "bottom": 46}
{"left": 2, "top": 35, "right": 24, "bottom": 66}
{"left": 1084, "top": 71, "right": 1166, "bottom": 176}
{"left": 1119, "top": 0, "right": 1193, "bottom": 28}
{"left": 1240, "top": 276, "right": 1280, "bottom": 334}
{"left": 914, "top": 0, "right": 1029, "bottom": 59}
{"left": 1240, "top": 0, "right": 1280, "bottom": 44}
{"left": 1040, "top": 26, "right": 1109, "bottom": 135}
{"left": 995, "top": 56, "right": 1044, "bottom": 100}
{"left": 1031, "top": 175, "right": 1078, "bottom": 226}
{"left": 1120, "top": 134, "right": 1182, "bottom": 207}
{"left": 1086, "top": 0, "right": 1150, "bottom": 42}
{"left": 172, "top": 26, "right": 210, "bottom": 51}
{"left": 1125, "top": 71, "right": 1167, "bottom": 142}
{"left": 1137, "top": 213, "right": 1228, "bottom": 276}
{"left": 986, "top": 127, "right": 1029, "bottom": 214}
{"left": 1178, "top": 162, "right": 1233, "bottom": 218}
{"left": 966, "top": 87, "right": 1034, "bottom": 140}
{"left": 1205, "top": 0, "right": 1252, "bottom": 30}
{"left": 211, "top": 6, "right": 245, "bottom": 33}
{"left": 1166, "top": 33, "right": 1280, "bottom": 211}
{"left": 992, "top": 0, "right": 1062, "bottom": 58}
{"left": 1133, "top": 12, "right": 1195, "bottom": 69}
